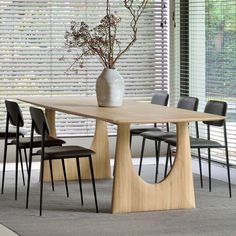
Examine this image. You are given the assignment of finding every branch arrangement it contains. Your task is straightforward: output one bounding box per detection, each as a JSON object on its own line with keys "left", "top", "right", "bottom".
{"left": 64, "top": 0, "right": 148, "bottom": 70}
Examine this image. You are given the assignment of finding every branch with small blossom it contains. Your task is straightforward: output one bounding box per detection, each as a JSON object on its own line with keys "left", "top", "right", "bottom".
{"left": 64, "top": 50, "right": 88, "bottom": 73}
{"left": 64, "top": 0, "right": 148, "bottom": 71}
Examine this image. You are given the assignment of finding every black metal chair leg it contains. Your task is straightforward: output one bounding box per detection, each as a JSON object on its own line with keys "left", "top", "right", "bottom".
{"left": 39, "top": 157, "right": 45, "bottom": 216}
{"left": 197, "top": 148, "right": 203, "bottom": 188}
{"left": 138, "top": 137, "right": 146, "bottom": 176}
{"left": 164, "top": 145, "right": 170, "bottom": 177}
{"left": 89, "top": 156, "right": 98, "bottom": 213}
{"left": 49, "top": 160, "right": 54, "bottom": 191}
{"left": 112, "top": 157, "right": 116, "bottom": 177}
{"left": 15, "top": 138, "right": 19, "bottom": 200}
{"left": 1, "top": 137, "right": 8, "bottom": 194}
{"left": 61, "top": 159, "right": 69, "bottom": 197}
{"left": 155, "top": 140, "right": 161, "bottom": 183}
{"left": 225, "top": 146, "right": 232, "bottom": 197}
{"left": 19, "top": 149, "right": 25, "bottom": 186}
{"left": 130, "top": 133, "right": 132, "bottom": 147}
{"left": 76, "top": 158, "right": 83, "bottom": 205}
{"left": 169, "top": 154, "right": 173, "bottom": 168}
{"left": 26, "top": 147, "right": 33, "bottom": 209}
{"left": 208, "top": 148, "right": 211, "bottom": 192}
{"left": 23, "top": 148, "right": 29, "bottom": 174}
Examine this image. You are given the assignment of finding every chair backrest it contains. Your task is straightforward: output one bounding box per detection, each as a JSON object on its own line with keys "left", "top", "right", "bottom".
{"left": 5, "top": 100, "right": 24, "bottom": 127}
{"left": 203, "top": 100, "right": 227, "bottom": 127}
{"left": 151, "top": 91, "right": 169, "bottom": 106}
{"left": 177, "top": 96, "right": 199, "bottom": 111}
{"left": 176, "top": 96, "right": 199, "bottom": 137}
{"left": 30, "top": 107, "right": 50, "bottom": 137}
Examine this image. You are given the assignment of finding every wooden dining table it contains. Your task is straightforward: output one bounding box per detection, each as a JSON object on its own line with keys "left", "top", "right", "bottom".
{"left": 18, "top": 96, "right": 224, "bottom": 213}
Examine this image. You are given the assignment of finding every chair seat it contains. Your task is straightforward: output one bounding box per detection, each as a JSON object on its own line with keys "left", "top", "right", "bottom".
{"left": 11, "top": 136, "right": 65, "bottom": 148}
{"left": 37, "top": 146, "right": 95, "bottom": 159}
{"left": 130, "top": 125, "right": 161, "bottom": 135}
{"left": 0, "top": 127, "right": 27, "bottom": 139}
{"left": 141, "top": 130, "right": 176, "bottom": 141}
{"left": 165, "top": 137, "right": 224, "bottom": 148}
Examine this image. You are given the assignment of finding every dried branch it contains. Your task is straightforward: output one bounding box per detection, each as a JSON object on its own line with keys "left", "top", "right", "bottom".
{"left": 107, "top": 0, "right": 112, "bottom": 68}
{"left": 64, "top": 0, "right": 148, "bottom": 71}
{"left": 113, "top": 0, "right": 148, "bottom": 66}
{"left": 64, "top": 49, "right": 90, "bottom": 73}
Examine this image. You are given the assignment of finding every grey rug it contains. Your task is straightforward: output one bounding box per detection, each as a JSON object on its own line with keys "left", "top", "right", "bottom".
{"left": 0, "top": 165, "right": 235, "bottom": 236}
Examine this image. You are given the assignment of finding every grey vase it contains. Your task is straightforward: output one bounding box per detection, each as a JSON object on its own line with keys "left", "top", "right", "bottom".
{"left": 96, "top": 68, "right": 124, "bottom": 107}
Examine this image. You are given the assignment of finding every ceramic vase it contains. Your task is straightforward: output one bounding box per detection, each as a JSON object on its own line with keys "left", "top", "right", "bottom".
{"left": 96, "top": 68, "right": 124, "bottom": 107}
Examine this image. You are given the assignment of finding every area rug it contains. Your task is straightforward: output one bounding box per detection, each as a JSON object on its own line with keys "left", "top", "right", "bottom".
{"left": 0, "top": 165, "right": 235, "bottom": 236}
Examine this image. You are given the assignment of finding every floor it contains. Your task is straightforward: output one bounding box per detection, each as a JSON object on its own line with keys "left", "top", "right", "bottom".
{"left": 0, "top": 158, "right": 235, "bottom": 236}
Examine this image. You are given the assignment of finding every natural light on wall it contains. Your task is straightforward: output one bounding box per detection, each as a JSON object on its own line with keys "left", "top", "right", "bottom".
{"left": 0, "top": 0, "right": 168, "bottom": 136}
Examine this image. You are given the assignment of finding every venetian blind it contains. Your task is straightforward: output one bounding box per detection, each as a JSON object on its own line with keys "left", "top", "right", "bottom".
{"left": 171, "top": 0, "right": 236, "bottom": 164}
{"left": 0, "top": 0, "right": 168, "bottom": 136}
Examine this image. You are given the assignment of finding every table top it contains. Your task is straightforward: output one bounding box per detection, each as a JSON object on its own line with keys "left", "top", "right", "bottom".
{"left": 17, "top": 96, "right": 225, "bottom": 125}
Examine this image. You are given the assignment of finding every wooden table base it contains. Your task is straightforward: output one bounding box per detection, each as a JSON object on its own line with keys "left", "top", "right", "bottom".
{"left": 111, "top": 122, "right": 195, "bottom": 213}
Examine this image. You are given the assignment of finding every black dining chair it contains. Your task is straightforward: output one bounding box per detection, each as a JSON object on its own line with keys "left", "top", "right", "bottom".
{"left": 2, "top": 100, "right": 65, "bottom": 200}
{"left": 0, "top": 127, "right": 27, "bottom": 139}
{"left": 1, "top": 112, "right": 28, "bottom": 195}
{"left": 130, "top": 91, "right": 169, "bottom": 146}
{"left": 164, "top": 100, "right": 231, "bottom": 197}
{"left": 138, "top": 96, "right": 199, "bottom": 183}
{"left": 1, "top": 100, "right": 30, "bottom": 196}
{"left": 26, "top": 106, "right": 98, "bottom": 215}
{"left": 0, "top": 126, "right": 28, "bottom": 182}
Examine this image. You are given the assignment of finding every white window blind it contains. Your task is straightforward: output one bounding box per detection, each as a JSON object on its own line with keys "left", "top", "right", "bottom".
{"left": 0, "top": 0, "right": 168, "bottom": 136}
{"left": 171, "top": 0, "right": 236, "bottom": 164}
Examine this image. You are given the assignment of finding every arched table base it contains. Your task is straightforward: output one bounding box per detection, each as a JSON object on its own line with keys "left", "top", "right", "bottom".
{"left": 112, "top": 122, "right": 195, "bottom": 213}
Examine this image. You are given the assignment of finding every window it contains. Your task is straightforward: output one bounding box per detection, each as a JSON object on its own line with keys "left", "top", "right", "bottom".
{"left": 0, "top": 0, "right": 168, "bottom": 136}
{"left": 172, "top": 0, "right": 236, "bottom": 163}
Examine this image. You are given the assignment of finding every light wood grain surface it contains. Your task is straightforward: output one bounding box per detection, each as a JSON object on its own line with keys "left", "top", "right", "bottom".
{"left": 18, "top": 96, "right": 224, "bottom": 124}
{"left": 112, "top": 122, "right": 195, "bottom": 212}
